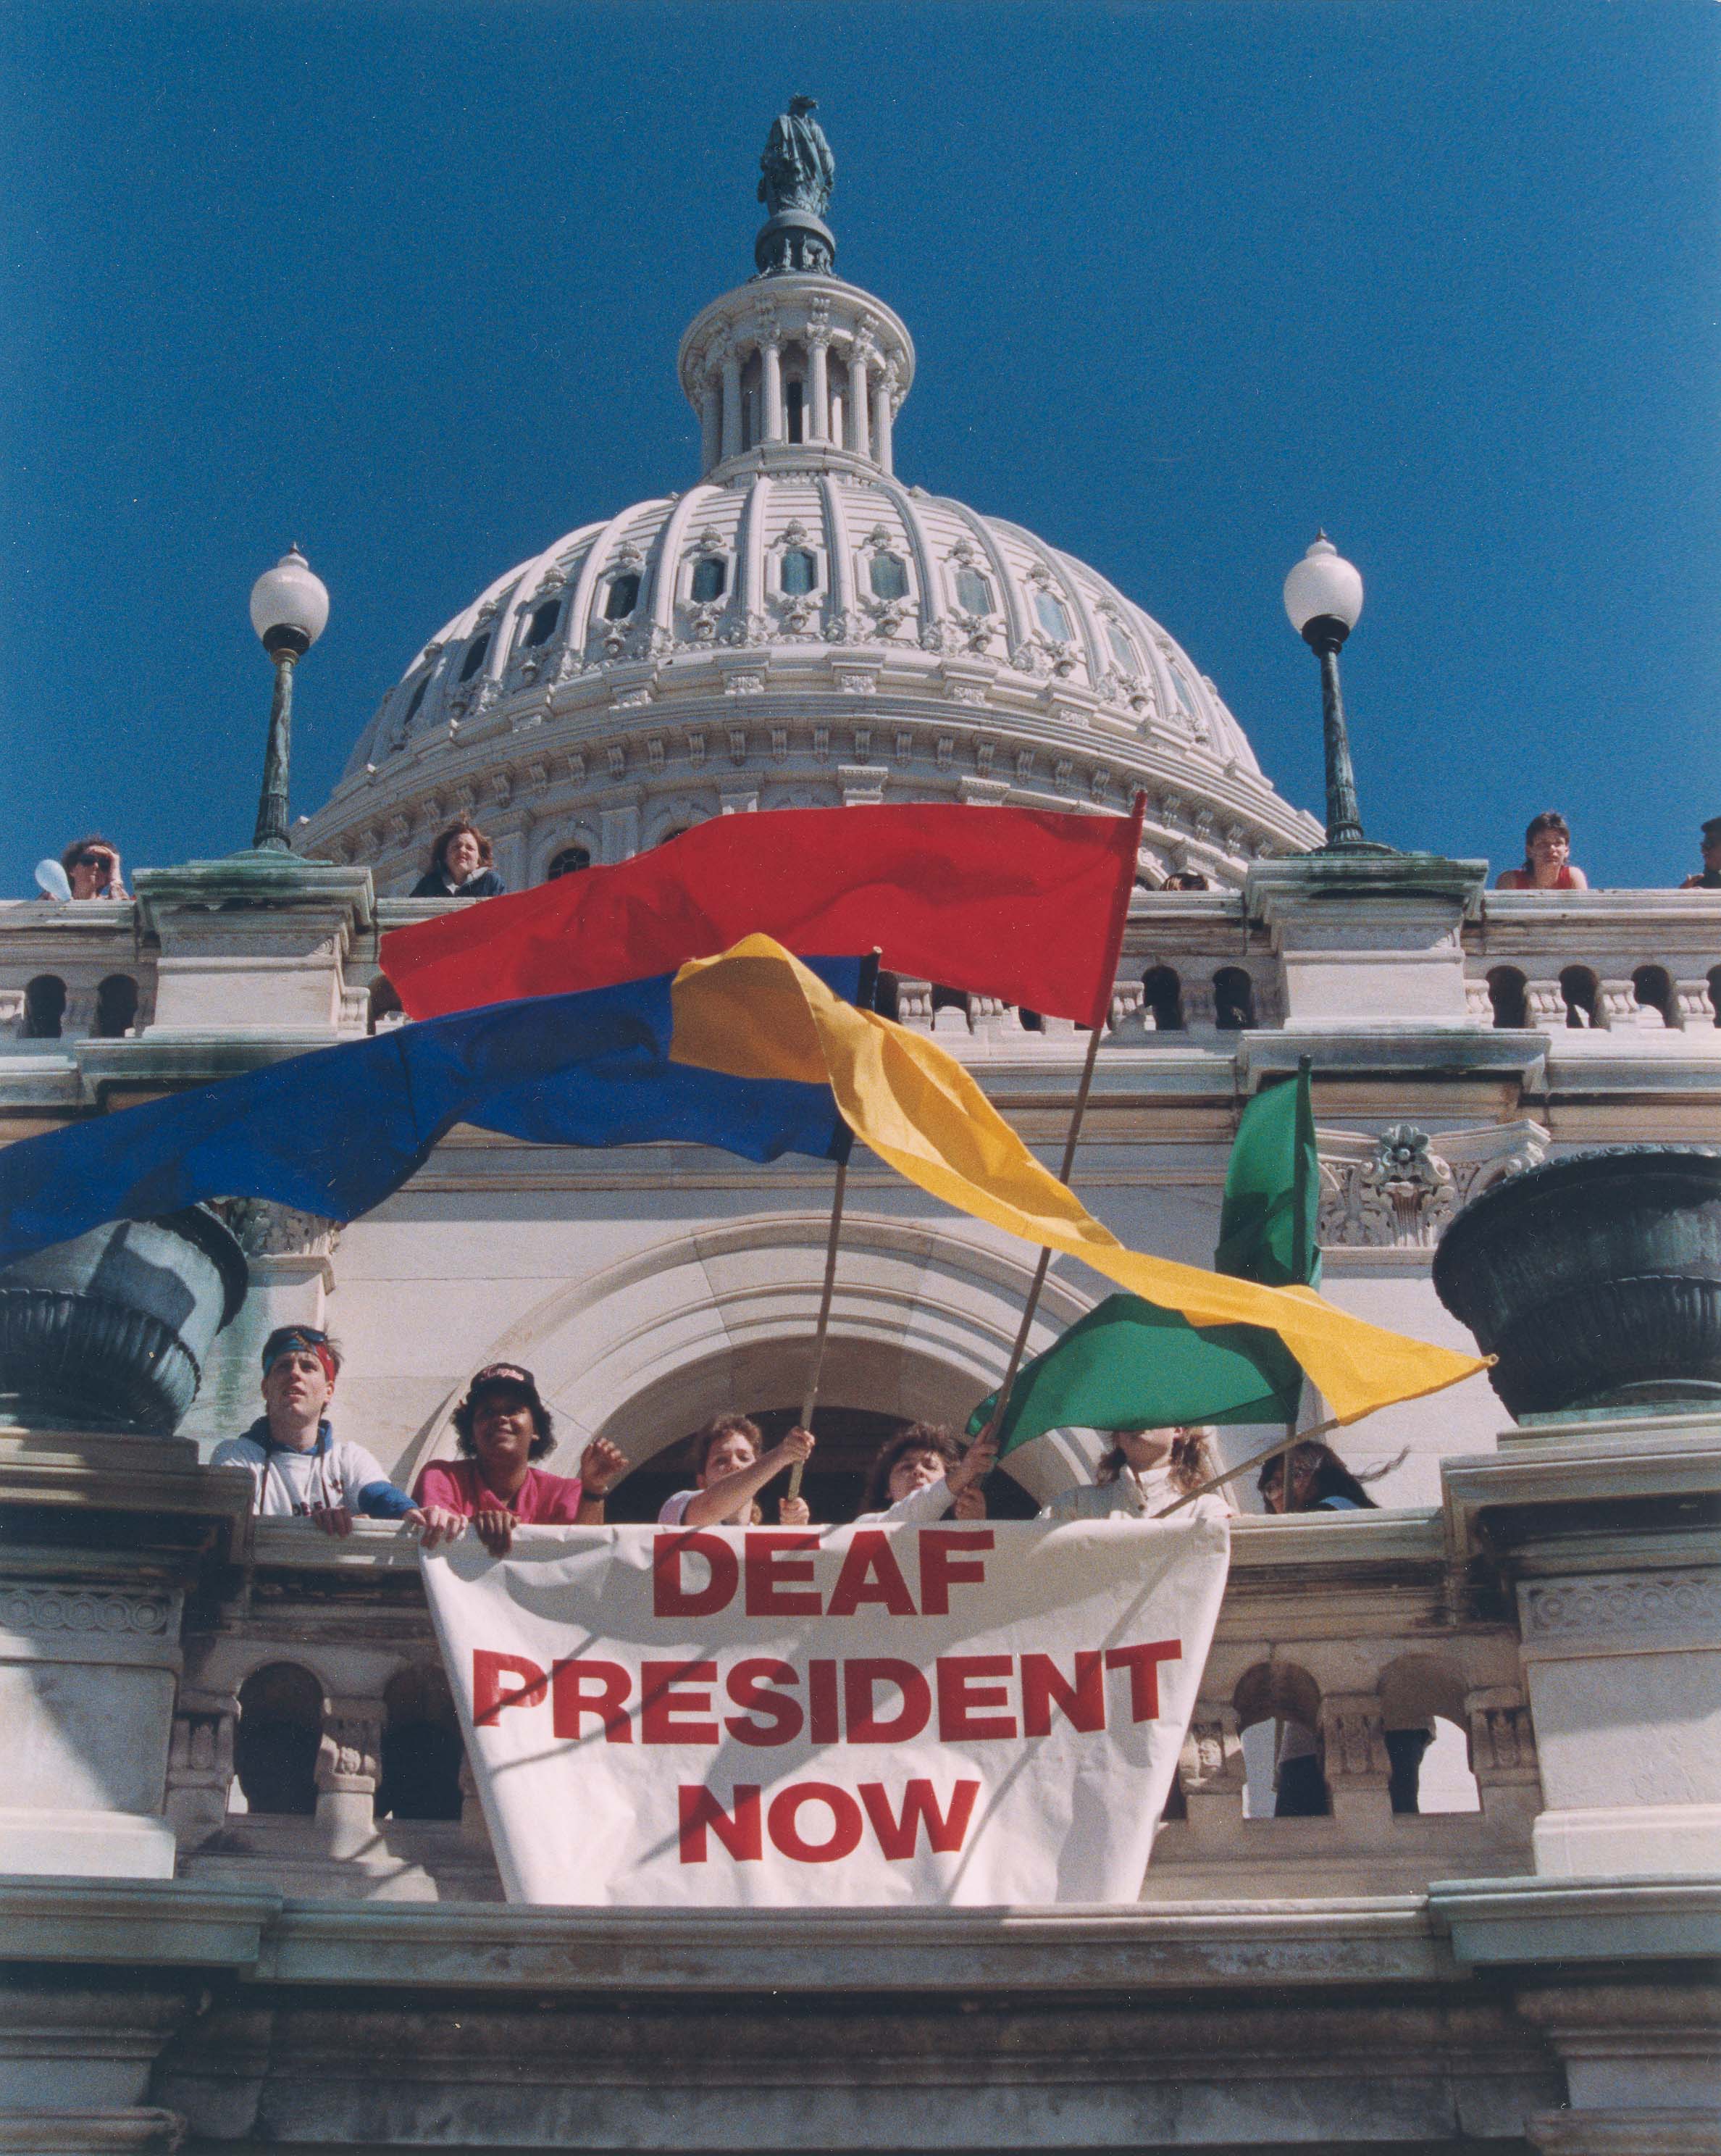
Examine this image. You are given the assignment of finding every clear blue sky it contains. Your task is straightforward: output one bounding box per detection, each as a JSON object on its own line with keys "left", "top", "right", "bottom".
{"left": 3, "top": 0, "right": 1716, "bottom": 891}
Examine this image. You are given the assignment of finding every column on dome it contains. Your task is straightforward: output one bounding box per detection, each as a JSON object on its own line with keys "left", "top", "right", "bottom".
{"left": 761, "top": 340, "right": 784, "bottom": 444}
{"left": 721, "top": 347, "right": 743, "bottom": 461}
{"left": 700, "top": 377, "right": 721, "bottom": 472}
{"left": 808, "top": 335, "right": 830, "bottom": 441}
{"left": 872, "top": 367, "right": 895, "bottom": 476}
{"left": 847, "top": 344, "right": 871, "bottom": 459}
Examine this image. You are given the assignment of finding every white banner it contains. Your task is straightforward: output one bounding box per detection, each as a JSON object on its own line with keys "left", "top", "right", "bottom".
{"left": 422, "top": 1516, "right": 1229, "bottom": 1907}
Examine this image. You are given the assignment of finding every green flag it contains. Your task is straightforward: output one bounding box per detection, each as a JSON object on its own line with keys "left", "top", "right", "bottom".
{"left": 971, "top": 1064, "right": 1320, "bottom": 1455}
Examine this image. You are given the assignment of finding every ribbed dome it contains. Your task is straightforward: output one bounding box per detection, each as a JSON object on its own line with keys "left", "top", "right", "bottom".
{"left": 303, "top": 113, "right": 1321, "bottom": 891}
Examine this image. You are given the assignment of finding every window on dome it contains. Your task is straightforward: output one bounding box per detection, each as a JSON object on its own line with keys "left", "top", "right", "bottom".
{"left": 690, "top": 556, "right": 726, "bottom": 603}
{"left": 402, "top": 677, "right": 428, "bottom": 724}
{"left": 955, "top": 567, "right": 993, "bottom": 614}
{"left": 782, "top": 548, "right": 818, "bottom": 596}
{"left": 1171, "top": 667, "right": 1198, "bottom": 716}
{"left": 869, "top": 553, "right": 908, "bottom": 601}
{"left": 547, "top": 846, "right": 591, "bottom": 881}
{"left": 785, "top": 380, "right": 804, "bottom": 443}
{"left": 1034, "top": 590, "right": 1073, "bottom": 643}
{"left": 522, "top": 599, "right": 561, "bottom": 649}
{"left": 458, "top": 632, "right": 491, "bottom": 683}
{"left": 605, "top": 573, "right": 641, "bottom": 620}
{"left": 1106, "top": 622, "right": 1139, "bottom": 676}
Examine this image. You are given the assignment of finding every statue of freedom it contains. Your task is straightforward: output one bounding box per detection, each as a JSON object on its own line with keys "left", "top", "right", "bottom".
{"left": 758, "top": 96, "right": 836, "bottom": 217}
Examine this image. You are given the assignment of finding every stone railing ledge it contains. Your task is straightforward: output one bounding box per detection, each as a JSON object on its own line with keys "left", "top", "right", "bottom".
{"left": 133, "top": 855, "right": 374, "bottom": 935}
{"left": 0, "top": 1874, "right": 280, "bottom": 1968}
{"left": 1429, "top": 1871, "right": 1721, "bottom": 1967}
{"left": 1241, "top": 1027, "right": 1546, "bottom": 1086}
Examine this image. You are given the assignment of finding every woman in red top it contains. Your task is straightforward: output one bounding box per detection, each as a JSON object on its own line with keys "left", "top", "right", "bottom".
{"left": 415, "top": 1363, "right": 625, "bottom": 1555}
{"left": 1496, "top": 811, "right": 1589, "bottom": 891}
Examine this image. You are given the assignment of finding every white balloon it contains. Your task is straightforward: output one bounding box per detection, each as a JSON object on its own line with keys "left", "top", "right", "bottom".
{"left": 34, "top": 858, "right": 71, "bottom": 902}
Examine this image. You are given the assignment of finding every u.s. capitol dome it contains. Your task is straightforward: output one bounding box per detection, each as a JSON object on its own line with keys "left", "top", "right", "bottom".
{"left": 301, "top": 109, "right": 1322, "bottom": 891}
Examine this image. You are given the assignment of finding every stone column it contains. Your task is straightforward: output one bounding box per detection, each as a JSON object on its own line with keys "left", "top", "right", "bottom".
{"left": 847, "top": 346, "right": 871, "bottom": 459}
{"left": 760, "top": 340, "right": 784, "bottom": 444}
{"left": 1319, "top": 1691, "right": 1394, "bottom": 1836}
{"left": 808, "top": 333, "right": 830, "bottom": 440}
{"left": 700, "top": 376, "right": 721, "bottom": 471}
{"left": 720, "top": 348, "right": 742, "bottom": 461}
{"left": 1465, "top": 1684, "right": 1543, "bottom": 1834}
{"left": 315, "top": 1695, "right": 383, "bottom": 1858}
{"left": 872, "top": 367, "right": 895, "bottom": 475}
{"left": 1178, "top": 1701, "right": 1247, "bottom": 1853}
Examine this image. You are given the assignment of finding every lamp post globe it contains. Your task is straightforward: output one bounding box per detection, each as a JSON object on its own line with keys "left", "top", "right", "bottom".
{"left": 1284, "top": 532, "right": 1382, "bottom": 854}
{"left": 248, "top": 547, "right": 330, "bottom": 853}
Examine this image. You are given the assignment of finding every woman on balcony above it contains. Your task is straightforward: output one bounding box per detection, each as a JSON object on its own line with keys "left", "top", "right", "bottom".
{"left": 1495, "top": 810, "right": 1588, "bottom": 891}
{"left": 415, "top": 1363, "right": 624, "bottom": 1555}
{"left": 411, "top": 818, "right": 507, "bottom": 900}
{"left": 1039, "top": 1425, "right": 1228, "bottom": 1524}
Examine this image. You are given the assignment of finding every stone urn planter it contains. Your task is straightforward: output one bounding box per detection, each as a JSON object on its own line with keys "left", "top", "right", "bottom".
{"left": 1432, "top": 1146, "right": 1721, "bottom": 1419}
{"left": 0, "top": 1207, "right": 249, "bottom": 1434}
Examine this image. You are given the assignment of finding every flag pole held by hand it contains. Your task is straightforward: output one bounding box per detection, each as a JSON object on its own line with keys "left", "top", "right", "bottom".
{"left": 787, "top": 1155, "right": 847, "bottom": 1502}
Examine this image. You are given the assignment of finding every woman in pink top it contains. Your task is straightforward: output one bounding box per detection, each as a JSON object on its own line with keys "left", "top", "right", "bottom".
{"left": 416, "top": 1363, "right": 626, "bottom": 1555}
{"left": 1496, "top": 811, "right": 1588, "bottom": 891}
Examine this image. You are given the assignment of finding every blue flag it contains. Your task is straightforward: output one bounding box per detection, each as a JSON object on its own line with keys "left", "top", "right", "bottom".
{"left": 0, "top": 961, "right": 865, "bottom": 1271}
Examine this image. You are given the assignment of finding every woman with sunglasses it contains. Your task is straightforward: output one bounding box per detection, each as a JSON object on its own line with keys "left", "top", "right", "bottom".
{"left": 59, "top": 836, "right": 127, "bottom": 901}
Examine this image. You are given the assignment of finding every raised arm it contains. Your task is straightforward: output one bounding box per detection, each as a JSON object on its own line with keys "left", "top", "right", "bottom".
{"left": 681, "top": 1427, "right": 815, "bottom": 1527}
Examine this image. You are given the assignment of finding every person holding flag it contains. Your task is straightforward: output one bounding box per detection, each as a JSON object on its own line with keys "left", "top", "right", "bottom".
{"left": 1038, "top": 1424, "right": 1227, "bottom": 1524}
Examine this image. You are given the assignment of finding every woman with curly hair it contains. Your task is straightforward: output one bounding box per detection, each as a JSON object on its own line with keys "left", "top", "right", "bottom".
{"left": 855, "top": 1423, "right": 995, "bottom": 1525}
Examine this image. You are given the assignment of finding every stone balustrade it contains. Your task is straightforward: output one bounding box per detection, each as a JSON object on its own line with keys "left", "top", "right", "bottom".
{"left": 165, "top": 1507, "right": 1538, "bottom": 1905}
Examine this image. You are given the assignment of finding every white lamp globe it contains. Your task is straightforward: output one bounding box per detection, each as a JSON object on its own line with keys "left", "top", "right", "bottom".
{"left": 249, "top": 546, "right": 330, "bottom": 659}
{"left": 1283, "top": 532, "right": 1364, "bottom": 638}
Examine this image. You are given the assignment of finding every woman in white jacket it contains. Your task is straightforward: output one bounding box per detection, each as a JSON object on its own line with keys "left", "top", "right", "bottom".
{"left": 855, "top": 1423, "right": 997, "bottom": 1525}
{"left": 1039, "top": 1425, "right": 1228, "bottom": 1524}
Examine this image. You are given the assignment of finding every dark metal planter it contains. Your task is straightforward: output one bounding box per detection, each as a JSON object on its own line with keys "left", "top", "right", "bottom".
{"left": 1432, "top": 1147, "right": 1721, "bottom": 1419}
{"left": 0, "top": 1208, "right": 249, "bottom": 1434}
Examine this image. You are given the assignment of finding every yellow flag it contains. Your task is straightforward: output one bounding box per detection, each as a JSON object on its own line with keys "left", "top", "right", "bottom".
{"left": 672, "top": 935, "right": 1488, "bottom": 1425}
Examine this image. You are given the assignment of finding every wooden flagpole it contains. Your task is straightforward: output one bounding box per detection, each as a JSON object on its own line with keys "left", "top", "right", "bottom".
{"left": 1150, "top": 1416, "right": 1341, "bottom": 1518}
{"left": 786, "top": 1156, "right": 847, "bottom": 1501}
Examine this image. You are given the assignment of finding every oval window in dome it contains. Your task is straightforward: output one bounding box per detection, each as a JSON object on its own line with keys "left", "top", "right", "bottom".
{"left": 1034, "top": 590, "right": 1073, "bottom": 643}
{"left": 458, "top": 632, "right": 491, "bottom": 683}
{"left": 605, "top": 573, "right": 641, "bottom": 621}
{"left": 690, "top": 556, "right": 726, "bottom": 603}
{"left": 781, "top": 548, "right": 818, "bottom": 596}
{"left": 869, "top": 553, "right": 909, "bottom": 602}
{"left": 402, "top": 676, "right": 428, "bottom": 724}
{"left": 1106, "top": 622, "right": 1139, "bottom": 677}
{"left": 955, "top": 567, "right": 993, "bottom": 615}
{"left": 522, "top": 598, "right": 561, "bottom": 649}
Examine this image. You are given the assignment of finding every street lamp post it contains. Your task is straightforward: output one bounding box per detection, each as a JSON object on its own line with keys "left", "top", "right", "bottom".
{"left": 248, "top": 547, "right": 330, "bottom": 853}
{"left": 1283, "top": 532, "right": 1388, "bottom": 854}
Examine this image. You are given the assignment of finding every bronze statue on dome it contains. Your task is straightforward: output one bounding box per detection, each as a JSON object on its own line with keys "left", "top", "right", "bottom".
{"left": 758, "top": 95, "right": 835, "bottom": 218}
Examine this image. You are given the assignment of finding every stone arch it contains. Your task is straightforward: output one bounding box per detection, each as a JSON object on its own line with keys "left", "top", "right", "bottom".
{"left": 390, "top": 1211, "right": 1101, "bottom": 1508}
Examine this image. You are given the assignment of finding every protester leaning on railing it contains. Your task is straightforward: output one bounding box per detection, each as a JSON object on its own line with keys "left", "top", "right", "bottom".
{"left": 60, "top": 835, "right": 127, "bottom": 900}
{"left": 411, "top": 817, "right": 507, "bottom": 900}
{"left": 1494, "top": 810, "right": 1588, "bottom": 891}
{"left": 212, "top": 1326, "right": 426, "bottom": 1537}
{"left": 413, "top": 1362, "right": 626, "bottom": 1556}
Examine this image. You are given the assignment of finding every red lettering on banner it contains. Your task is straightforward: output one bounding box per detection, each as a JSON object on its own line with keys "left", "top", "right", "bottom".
{"left": 744, "top": 1532, "right": 822, "bottom": 1617}
{"left": 472, "top": 1650, "right": 548, "bottom": 1725}
{"left": 768, "top": 1781, "right": 864, "bottom": 1863}
{"left": 808, "top": 1658, "right": 840, "bottom": 1745}
{"left": 551, "top": 1658, "right": 633, "bottom": 1742}
{"left": 723, "top": 1658, "right": 804, "bottom": 1747}
{"left": 1105, "top": 1639, "right": 1181, "bottom": 1721}
{"left": 937, "top": 1654, "right": 1018, "bottom": 1739}
{"left": 653, "top": 1531, "right": 739, "bottom": 1617}
{"left": 641, "top": 1660, "right": 720, "bottom": 1745}
{"left": 843, "top": 1658, "right": 932, "bottom": 1743}
{"left": 860, "top": 1779, "right": 981, "bottom": 1858}
{"left": 678, "top": 1782, "right": 762, "bottom": 1863}
{"left": 1020, "top": 1650, "right": 1105, "bottom": 1736}
{"left": 918, "top": 1529, "right": 994, "bottom": 1616}
{"left": 826, "top": 1531, "right": 917, "bottom": 1617}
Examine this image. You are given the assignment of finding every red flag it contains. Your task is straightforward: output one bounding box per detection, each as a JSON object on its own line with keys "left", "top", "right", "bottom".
{"left": 382, "top": 801, "right": 1143, "bottom": 1028}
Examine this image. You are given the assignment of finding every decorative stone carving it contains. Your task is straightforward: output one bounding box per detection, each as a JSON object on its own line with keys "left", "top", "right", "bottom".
{"left": 1319, "top": 1693, "right": 1390, "bottom": 1786}
{"left": 0, "top": 1585, "right": 174, "bottom": 1637}
{"left": 1465, "top": 1687, "right": 1540, "bottom": 1781}
{"left": 212, "top": 1200, "right": 341, "bottom": 1262}
{"left": 1521, "top": 1571, "right": 1721, "bottom": 1644}
{"left": 317, "top": 1700, "right": 383, "bottom": 1794}
{"left": 1181, "top": 1702, "right": 1246, "bottom": 1793}
{"left": 1318, "top": 1121, "right": 1548, "bottom": 1250}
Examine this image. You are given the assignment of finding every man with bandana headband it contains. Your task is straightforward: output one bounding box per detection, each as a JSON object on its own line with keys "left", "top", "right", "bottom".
{"left": 212, "top": 1326, "right": 426, "bottom": 1536}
